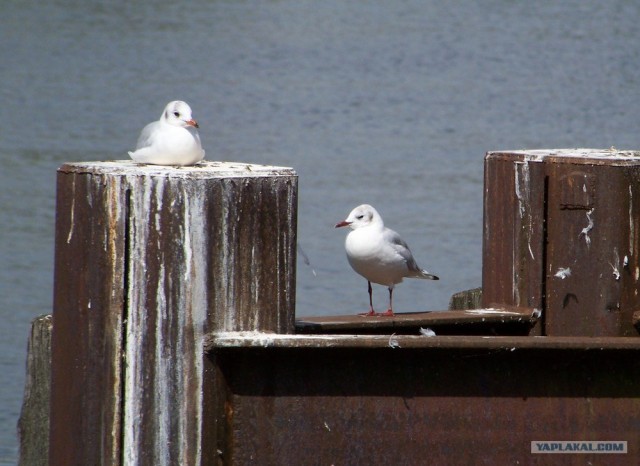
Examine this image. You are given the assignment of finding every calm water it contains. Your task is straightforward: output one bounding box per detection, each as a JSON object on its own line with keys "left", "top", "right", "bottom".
{"left": 2, "top": 0, "right": 639, "bottom": 462}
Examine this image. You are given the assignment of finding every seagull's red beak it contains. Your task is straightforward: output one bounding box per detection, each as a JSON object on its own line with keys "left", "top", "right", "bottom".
{"left": 335, "top": 220, "right": 351, "bottom": 228}
{"left": 186, "top": 119, "right": 199, "bottom": 128}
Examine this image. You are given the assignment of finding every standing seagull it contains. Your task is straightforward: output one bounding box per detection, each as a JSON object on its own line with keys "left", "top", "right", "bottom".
{"left": 128, "top": 100, "right": 205, "bottom": 166}
{"left": 335, "top": 204, "right": 439, "bottom": 316}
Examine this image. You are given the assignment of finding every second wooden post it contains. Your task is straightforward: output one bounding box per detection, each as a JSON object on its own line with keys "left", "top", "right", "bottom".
{"left": 50, "top": 161, "right": 297, "bottom": 465}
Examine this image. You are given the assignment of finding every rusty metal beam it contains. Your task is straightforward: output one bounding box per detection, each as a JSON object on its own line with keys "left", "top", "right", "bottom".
{"left": 209, "top": 339, "right": 640, "bottom": 464}
{"left": 296, "top": 307, "right": 538, "bottom": 335}
{"left": 207, "top": 332, "right": 640, "bottom": 351}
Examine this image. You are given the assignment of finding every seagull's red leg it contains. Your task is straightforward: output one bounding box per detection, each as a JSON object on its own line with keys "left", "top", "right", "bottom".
{"left": 378, "top": 287, "right": 395, "bottom": 316}
{"left": 358, "top": 281, "right": 377, "bottom": 316}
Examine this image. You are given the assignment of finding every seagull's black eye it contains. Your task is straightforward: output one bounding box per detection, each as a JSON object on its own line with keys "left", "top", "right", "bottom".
{"left": 173, "top": 111, "right": 180, "bottom": 117}
{"left": 356, "top": 215, "right": 364, "bottom": 220}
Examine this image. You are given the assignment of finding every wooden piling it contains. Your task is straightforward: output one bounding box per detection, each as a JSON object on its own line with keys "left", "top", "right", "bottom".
{"left": 447, "top": 287, "right": 482, "bottom": 310}
{"left": 482, "top": 151, "right": 546, "bottom": 335}
{"left": 49, "top": 161, "right": 297, "bottom": 466}
{"left": 483, "top": 149, "right": 640, "bottom": 336}
{"left": 18, "top": 315, "right": 52, "bottom": 466}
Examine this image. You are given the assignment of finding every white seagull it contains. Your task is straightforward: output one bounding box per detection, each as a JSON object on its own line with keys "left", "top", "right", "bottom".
{"left": 335, "top": 204, "right": 439, "bottom": 316}
{"left": 128, "top": 100, "right": 205, "bottom": 166}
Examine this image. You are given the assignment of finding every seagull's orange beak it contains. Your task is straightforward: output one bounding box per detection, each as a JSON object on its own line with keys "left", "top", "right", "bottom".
{"left": 335, "top": 220, "right": 351, "bottom": 228}
{"left": 186, "top": 119, "right": 199, "bottom": 128}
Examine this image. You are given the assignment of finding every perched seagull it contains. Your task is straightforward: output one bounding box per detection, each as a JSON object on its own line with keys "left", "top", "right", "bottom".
{"left": 335, "top": 204, "right": 439, "bottom": 316}
{"left": 128, "top": 100, "right": 205, "bottom": 166}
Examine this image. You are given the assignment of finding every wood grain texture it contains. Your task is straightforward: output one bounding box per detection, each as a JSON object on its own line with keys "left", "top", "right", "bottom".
{"left": 50, "top": 161, "right": 297, "bottom": 465}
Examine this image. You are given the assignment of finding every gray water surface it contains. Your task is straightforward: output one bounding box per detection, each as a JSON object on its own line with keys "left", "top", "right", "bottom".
{"left": 2, "top": 1, "right": 640, "bottom": 462}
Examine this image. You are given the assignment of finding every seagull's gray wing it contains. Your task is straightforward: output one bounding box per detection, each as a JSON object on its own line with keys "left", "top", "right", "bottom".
{"left": 134, "top": 121, "right": 159, "bottom": 150}
{"left": 383, "top": 228, "right": 417, "bottom": 266}
{"left": 383, "top": 227, "right": 437, "bottom": 279}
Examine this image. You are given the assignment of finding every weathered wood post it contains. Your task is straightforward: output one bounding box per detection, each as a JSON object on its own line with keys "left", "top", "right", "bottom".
{"left": 18, "top": 315, "right": 52, "bottom": 466}
{"left": 49, "top": 161, "right": 297, "bottom": 465}
{"left": 483, "top": 149, "right": 640, "bottom": 336}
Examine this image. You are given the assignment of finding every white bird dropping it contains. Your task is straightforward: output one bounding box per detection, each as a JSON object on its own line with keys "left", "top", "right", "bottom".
{"left": 128, "top": 100, "right": 205, "bottom": 166}
{"left": 335, "top": 204, "right": 439, "bottom": 316}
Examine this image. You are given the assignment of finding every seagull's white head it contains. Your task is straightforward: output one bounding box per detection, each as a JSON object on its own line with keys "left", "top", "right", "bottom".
{"left": 335, "top": 204, "right": 382, "bottom": 230}
{"left": 161, "top": 100, "right": 199, "bottom": 128}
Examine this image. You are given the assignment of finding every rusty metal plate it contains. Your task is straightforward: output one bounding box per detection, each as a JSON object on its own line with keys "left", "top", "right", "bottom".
{"left": 209, "top": 340, "right": 640, "bottom": 464}
{"left": 295, "top": 308, "right": 538, "bottom": 336}
{"left": 483, "top": 150, "right": 640, "bottom": 336}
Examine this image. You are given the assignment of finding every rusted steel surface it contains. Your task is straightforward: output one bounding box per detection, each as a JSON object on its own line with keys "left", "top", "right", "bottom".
{"left": 50, "top": 161, "right": 297, "bottom": 466}
{"left": 295, "top": 307, "right": 538, "bottom": 336}
{"left": 209, "top": 339, "right": 640, "bottom": 465}
{"left": 50, "top": 168, "right": 127, "bottom": 466}
{"left": 483, "top": 149, "right": 640, "bottom": 336}
{"left": 482, "top": 152, "right": 546, "bottom": 336}
{"left": 545, "top": 158, "right": 639, "bottom": 336}
{"left": 207, "top": 332, "right": 640, "bottom": 351}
